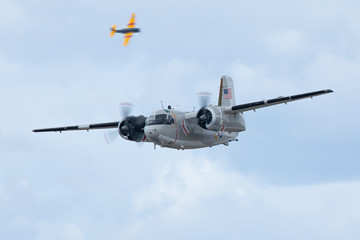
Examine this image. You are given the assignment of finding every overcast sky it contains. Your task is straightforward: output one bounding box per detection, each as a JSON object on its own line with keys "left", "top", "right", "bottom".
{"left": 1, "top": 0, "right": 360, "bottom": 239}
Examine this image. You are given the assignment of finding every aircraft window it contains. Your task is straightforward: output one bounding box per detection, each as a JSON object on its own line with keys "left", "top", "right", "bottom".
{"left": 146, "top": 114, "right": 172, "bottom": 126}
{"left": 155, "top": 114, "right": 167, "bottom": 120}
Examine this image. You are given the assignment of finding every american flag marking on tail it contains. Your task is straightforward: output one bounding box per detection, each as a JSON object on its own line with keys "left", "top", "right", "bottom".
{"left": 224, "top": 88, "right": 232, "bottom": 99}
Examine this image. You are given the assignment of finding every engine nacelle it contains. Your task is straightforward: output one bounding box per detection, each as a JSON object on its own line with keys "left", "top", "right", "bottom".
{"left": 196, "top": 106, "right": 223, "bottom": 131}
{"left": 119, "top": 115, "right": 147, "bottom": 142}
{"left": 196, "top": 106, "right": 246, "bottom": 133}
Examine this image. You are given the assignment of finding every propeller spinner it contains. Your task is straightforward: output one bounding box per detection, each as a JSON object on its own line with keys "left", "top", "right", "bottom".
{"left": 104, "top": 102, "right": 135, "bottom": 145}
{"left": 196, "top": 107, "right": 213, "bottom": 129}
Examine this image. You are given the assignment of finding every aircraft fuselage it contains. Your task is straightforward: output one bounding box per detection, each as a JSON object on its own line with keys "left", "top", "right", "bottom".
{"left": 143, "top": 109, "right": 245, "bottom": 150}
{"left": 115, "top": 28, "right": 141, "bottom": 34}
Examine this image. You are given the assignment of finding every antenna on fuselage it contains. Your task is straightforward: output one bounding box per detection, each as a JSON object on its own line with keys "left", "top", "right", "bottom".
{"left": 160, "top": 101, "right": 164, "bottom": 110}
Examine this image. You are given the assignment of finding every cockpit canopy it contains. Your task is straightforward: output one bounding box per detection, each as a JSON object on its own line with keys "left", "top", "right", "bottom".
{"left": 146, "top": 112, "right": 174, "bottom": 126}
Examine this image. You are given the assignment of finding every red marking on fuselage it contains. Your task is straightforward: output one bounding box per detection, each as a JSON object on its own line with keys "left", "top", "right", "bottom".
{"left": 215, "top": 124, "right": 226, "bottom": 139}
{"left": 181, "top": 120, "right": 190, "bottom": 136}
{"left": 220, "top": 124, "right": 226, "bottom": 132}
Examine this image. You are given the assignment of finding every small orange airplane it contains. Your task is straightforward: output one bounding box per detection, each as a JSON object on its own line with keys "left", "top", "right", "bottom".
{"left": 110, "top": 13, "right": 141, "bottom": 46}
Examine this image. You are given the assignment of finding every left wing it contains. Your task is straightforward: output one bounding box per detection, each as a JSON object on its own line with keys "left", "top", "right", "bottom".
{"left": 224, "top": 89, "right": 333, "bottom": 114}
{"left": 123, "top": 32, "right": 133, "bottom": 46}
{"left": 33, "top": 121, "right": 119, "bottom": 133}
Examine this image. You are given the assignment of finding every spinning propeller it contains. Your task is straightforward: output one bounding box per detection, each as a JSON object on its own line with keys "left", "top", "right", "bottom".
{"left": 197, "top": 92, "right": 213, "bottom": 129}
{"left": 197, "top": 108, "right": 213, "bottom": 129}
{"left": 198, "top": 92, "right": 211, "bottom": 108}
{"left": 104, "top": 103, "right": 134, "bottom": 145}
{"left": 119, "top": 102, "right": 133, "bottom": 118}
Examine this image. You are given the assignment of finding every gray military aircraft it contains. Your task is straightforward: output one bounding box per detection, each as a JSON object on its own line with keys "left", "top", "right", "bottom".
{"left": 33, "top": 76, "right": 333, "bottom": 150}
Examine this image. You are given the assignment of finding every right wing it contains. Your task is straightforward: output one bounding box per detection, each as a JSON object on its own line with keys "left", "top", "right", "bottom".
{"left": 224, "top": 89, "right": 333, "bottom": 114}
{"left": 123, "top": 32, "right": 133, "bottom": 46}
{"left": 33, "top": 121, "right": 119, "bottom": 133}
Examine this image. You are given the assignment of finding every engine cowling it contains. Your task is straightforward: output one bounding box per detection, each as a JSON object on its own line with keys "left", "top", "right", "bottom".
{"left": 119, "top": 115, "right": 147, "bottom": 142}
{"left": 196, "top": 106, "right": 223, "bottom": 131}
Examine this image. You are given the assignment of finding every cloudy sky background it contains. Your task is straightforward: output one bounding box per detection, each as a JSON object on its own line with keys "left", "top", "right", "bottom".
{"left": 1, "top": 0, "right": 360, "bottom": 239}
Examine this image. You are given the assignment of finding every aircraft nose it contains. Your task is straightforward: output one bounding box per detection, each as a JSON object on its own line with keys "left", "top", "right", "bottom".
{"left": 144, "top": 126, "right": 160, "bottom": 142}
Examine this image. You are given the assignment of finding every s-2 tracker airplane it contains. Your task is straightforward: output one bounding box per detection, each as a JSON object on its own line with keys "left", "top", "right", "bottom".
{"left": 33, "top": 76, "right": 333, "bottom": 150}
{"left": 110, "top": 13, "right": 140, "bottom": 46}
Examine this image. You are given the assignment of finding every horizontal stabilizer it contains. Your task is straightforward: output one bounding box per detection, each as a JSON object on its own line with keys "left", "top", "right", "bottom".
{"left": 110, "top": 24, "right": 117, "bottom": 37}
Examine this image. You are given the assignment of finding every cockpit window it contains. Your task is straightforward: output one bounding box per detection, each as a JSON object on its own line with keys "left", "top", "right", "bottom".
{"left": 155, "top": 114, "right": 167, "bottom": 120}
{"left": 147, "top": 113, "right": 174, "bottom": 126}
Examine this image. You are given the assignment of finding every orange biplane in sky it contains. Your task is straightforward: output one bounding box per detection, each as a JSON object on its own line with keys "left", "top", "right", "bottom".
{"left": 110, "top": 13, "right": 141, "bottom": 46}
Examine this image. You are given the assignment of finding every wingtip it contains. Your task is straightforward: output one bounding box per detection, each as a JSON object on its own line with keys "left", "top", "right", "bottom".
{"left": 326, "top": 89, "right": 334, "bottom": 93}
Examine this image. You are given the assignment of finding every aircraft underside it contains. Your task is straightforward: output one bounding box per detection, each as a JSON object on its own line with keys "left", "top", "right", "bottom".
{"left": 155, "top": 132, "right": 239, "bottom": 149}
{"left": 144, "top": 122, "right": 241, "bottom": 150}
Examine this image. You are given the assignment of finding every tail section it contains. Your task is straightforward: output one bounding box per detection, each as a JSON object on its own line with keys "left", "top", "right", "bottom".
{"left": 110, "top": 24, "right": 117, "bottom": 37}
{"left": 218, "top": 75, "right": 236, "bottom": 106}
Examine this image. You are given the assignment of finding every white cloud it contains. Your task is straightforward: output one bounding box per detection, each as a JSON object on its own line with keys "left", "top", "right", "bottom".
{"left": 0, "top": 186, "right": 9, "bottom": 201}
{"left": 304, "top": 52, "right": 360, "bottom": 92}
{"left": 265, "top": 29, "right": 308, "bottom": 56}
{"left": 20, "top": 179, "right": 30, "bottom": 190}
{"left": 0, "top": 55, "right": 23, "bottom": 80}
{"left": 302, "top": 52, "right": 360, "bottom": 131}
{"left": 133, "top": 157, "right": 249, "bottom": 212}
{"left": 0, "top": 0, "right": 26, "bottom": 33}
{"left": 36, "top": 222, "right": 84, "bottom": 240}
{"left": 120, "top": 157, "right": 360, "bottom": 239}
{"left": 229, "top": 62, "right": 299, "bottom": 101}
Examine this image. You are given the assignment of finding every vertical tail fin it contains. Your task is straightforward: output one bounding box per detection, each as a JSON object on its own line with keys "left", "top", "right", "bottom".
{"left": 110, "top": 25, "right": 117, "bottom": 37}
{"left": 218, "top": 75, "right": 236, "bottom": 106}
